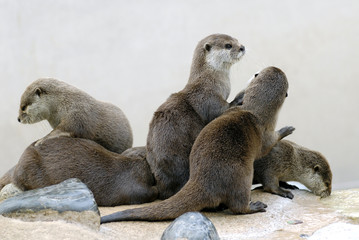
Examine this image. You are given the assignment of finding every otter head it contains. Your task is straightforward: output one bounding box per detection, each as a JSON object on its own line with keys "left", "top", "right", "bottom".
{"left": 18, "top": 79, "right": 53, "bottom": 124}
{"left": 300, "top": 151, "right": 332, "bottom": 198}
{"left": 191, "top": 34, "right": 245, "bottom": 73}
{"left": 242, "top": 66, "right": 288, "bottom": 128}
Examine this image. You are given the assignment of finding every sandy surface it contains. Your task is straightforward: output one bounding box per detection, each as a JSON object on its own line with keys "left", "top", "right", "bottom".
{"left": 1, "top": 189, "right": 358, "bottom": 240}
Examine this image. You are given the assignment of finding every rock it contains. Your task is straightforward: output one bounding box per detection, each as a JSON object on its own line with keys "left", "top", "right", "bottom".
{"left": 0, "top": 183, "right": 22, "bottom": 202}
{"left": 211, "top": 189, "right": 342, "bottom": 239}
{"left": 161, "top": 212, "right": 220, "bottom": 240}
{"left": 321, "top": 188, "right": 359, "bottom": 223}
{"left": 0, "top": 188, "right": 358, "bottom": 239}
{"left": 0, "top": 178, "right": 100, "bottom": 229}
{"left": 308, "top": 222, "right": 359, "bottom": 240}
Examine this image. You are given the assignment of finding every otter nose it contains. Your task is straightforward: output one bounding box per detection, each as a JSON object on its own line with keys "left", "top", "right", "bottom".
{"left": 240, "top": 45, "right": 245, "bottom": 52}
{"left": 17, "top": 117, "right": 21, "bottom": 122}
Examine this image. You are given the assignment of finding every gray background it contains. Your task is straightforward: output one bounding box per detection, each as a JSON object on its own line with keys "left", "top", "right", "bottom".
{"left": 0, "top": 0, "right": 358, "bottom": 190}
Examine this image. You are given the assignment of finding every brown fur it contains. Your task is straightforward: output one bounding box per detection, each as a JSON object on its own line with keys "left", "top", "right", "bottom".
{"left": 101, "top": 66, "right": 294, "bottom": 223}
{"left": 18, "top": 78, "right": 133, "bottom": 153}
{"left": 253, "top": 140, "right": 332, "bottom": 198}
{"left": 122, "top": 146, "right": 147, "bottom": 160}
{"left": 4, "top": 137, "right": 157, "bottom": 206}
{"left": 146, "top": 34, "right": 245, "bottom": 199}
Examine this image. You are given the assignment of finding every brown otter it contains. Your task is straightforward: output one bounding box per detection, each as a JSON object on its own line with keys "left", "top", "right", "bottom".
{"left": 146, "top": 34, "right": 246, "bottom": 199}
{"left": 18, "top": 78, "right": 133, "bottom": 153}
{"left": 101, "top": 66, "right": 294, "bottom": 222}
{"left": 253, "top": 140, "right": 332, "bottom": 199}
{"left": 1, "top": 137, "right": 157, "bottom": 206}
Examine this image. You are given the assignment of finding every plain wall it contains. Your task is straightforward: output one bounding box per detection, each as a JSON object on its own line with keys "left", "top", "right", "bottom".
{"left": 0, "top": 0, "right": 358, "bottom": 190}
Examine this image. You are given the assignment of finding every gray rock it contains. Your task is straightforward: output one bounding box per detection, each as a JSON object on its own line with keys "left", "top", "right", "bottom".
{"left": 0, "top": 178, "right": 100, "bottom": 229}
{"left": 161, "top": 212, "right": 220, "bottom": 240}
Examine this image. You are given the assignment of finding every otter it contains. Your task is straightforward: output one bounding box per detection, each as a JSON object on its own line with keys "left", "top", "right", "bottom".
{"left": 0, "top": 136, "right": 157, "bottom": 206}
{"left": 101, "top": 66, "right": 294, "bottom": 222}
{"left": 18, "top": 78, "right": 133, "bottom": 153}
{"left": 253, "top": 140, "right": 332, "bottom": 199}
{"left": 146, "top": 34, "right": 245, "bottom": 199}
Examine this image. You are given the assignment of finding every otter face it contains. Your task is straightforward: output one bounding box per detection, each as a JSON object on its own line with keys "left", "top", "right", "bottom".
{"left": 18, "top": 87, "right": 50, "bottom": 124}
{"left": 301, "top": 153, "right": 332, "bottom": 198}
{"left": 204, "top": 35, "right": 245, "bottom": 71}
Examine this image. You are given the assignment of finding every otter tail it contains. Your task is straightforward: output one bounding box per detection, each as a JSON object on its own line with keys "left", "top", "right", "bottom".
{"left": 101, "top": 181, "right": 208, "bottom": 223}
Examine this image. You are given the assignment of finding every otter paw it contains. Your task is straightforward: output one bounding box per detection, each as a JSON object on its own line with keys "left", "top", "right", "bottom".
{"left": 279, "top": 181, "right": 299, "bottom": 190}
{"left": 230, "top": 90, "right": 245, "bottom": 106}
{"left": 278, "top": 190, "right": 294, "bottom": 199}
{"left": 249, "top": 201, "right": 267, "bottom": 213}
{"left": 278, "top": 126, "right": 295, "bottom": 139}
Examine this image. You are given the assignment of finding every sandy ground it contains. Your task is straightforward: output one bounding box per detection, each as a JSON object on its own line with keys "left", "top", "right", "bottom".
{"left": 1, "top": 189, "right": 358, "bottom": 240}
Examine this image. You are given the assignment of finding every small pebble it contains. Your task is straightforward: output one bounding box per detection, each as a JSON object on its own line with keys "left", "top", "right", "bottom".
{"left": 287, "top": 219, "right": 303, "bottom": 225}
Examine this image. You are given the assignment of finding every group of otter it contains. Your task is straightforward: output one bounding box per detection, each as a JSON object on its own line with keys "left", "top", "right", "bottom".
{"left": 0, "top": 34, "right": 332, "bottom": 224}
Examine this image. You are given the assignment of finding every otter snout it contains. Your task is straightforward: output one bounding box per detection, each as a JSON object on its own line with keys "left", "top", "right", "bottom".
{"left": 320, "top": 189, "right": 331, "bottom": 198}
{"left": 236, "top": 45, "right": 246, "bottom": 59}
{"left": 18, "top": 113, "right": 28, "bottom": 124}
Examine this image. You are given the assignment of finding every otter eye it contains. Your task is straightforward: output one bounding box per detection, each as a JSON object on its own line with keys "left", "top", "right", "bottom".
{"left": 21, "top": 105, "right": 26, "bottom": 111}
{"left": 314, "top": 165, "right": 320, "bottom": 172}
{"left": 205, "top": 43, "right": 212, "bottom": 51}
{"left": 225, "top": 44, "right": 232, "bottom": 49}
{"left": 254, "top": 73, "right": 259, "bottom": 77}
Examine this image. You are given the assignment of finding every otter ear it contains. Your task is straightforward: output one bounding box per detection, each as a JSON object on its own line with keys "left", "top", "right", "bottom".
{"left": 204, "top": 43, "right": 212, "bottom": 52}
{"left": 314, "top": 165, "right": 320, "bottom": 172}
{"left": 35, "top": 88, "right": 43, "bottom": 97}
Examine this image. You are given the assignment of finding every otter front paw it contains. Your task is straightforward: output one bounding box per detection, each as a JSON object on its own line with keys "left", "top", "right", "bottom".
{"left": 230, "top": 90, "right": 245, "bottom": 107}
{"left": 277, "top": 189, "right": 294, "bottom": 199}
{"left": 279, "top": 181, "right": 299, "bottom": 190}
{"left": 278, "top": 126, "right": 295, "bottom": 139}
{"left": 249, "top": 201, "right": 267, "bottom": 213}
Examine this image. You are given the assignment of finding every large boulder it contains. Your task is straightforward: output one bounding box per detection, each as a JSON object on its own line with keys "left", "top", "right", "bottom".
{"left": 0, "top": 178, "right": 100, "bottom": 229}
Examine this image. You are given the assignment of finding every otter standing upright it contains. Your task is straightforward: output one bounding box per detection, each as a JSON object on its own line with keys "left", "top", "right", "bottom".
{"left": 146, "top": 34, "right": 245, "bottom": 199}
{"left": 101, "top": 66, "right": 294, "bottom": 223}
{"left": 17, "top": 78, "right": 133, "bottom": 153}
